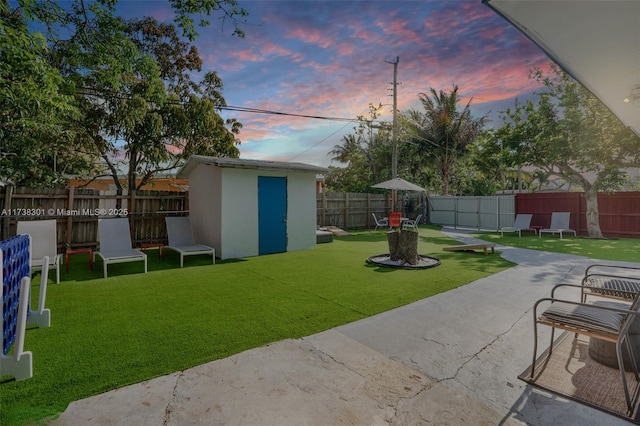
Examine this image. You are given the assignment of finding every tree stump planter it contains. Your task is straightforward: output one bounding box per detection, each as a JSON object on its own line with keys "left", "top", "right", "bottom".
{"left": 387, "top": 229, "right": 419, "bottom": 265}
{"left": 367, "top": 228, "right": 440, "bottom": 269}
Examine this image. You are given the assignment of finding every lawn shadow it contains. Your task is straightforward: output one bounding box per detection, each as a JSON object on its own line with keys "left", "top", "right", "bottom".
{"left": 57, "top": 250, "right": 245, "bottom": 283}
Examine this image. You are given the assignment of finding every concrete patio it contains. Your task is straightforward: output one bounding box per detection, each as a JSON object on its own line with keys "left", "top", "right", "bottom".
{"left": 50, "top": 229, "right": 636, "bottom": 425}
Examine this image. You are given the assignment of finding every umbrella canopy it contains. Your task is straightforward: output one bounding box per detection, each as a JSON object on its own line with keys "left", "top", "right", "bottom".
{"left": 372, "top": 177, "right": 425, "bottom": 191}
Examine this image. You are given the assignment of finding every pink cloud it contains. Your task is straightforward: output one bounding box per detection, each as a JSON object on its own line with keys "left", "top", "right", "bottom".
{"left": 183, "top": 1, "right": 559, "bottom": 167}
{"left": 284, "top": 27, "right": 335, "bottom": 49}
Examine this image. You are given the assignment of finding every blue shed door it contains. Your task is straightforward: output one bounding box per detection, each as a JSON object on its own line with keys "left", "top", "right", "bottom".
{"left": 258, "top": 176, "right": 287, "bottom": 255}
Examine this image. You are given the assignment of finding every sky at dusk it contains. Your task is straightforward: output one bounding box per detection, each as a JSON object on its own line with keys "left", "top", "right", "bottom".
{"left": 119, "top": 0, "right": 551, "bottom": 168}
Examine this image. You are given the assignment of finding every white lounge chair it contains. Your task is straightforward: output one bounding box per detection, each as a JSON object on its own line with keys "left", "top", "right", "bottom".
{"left": 94, "top": 218, "right": 147, "bottom": 278}
{"left": 17, "top": 219, "right": 62, "bottom": 284}
{"left": 539, "top": 212, "right": 577, "bottom": 239}
{"left": 372, "top": 213, "right": 388, "bottom": 230}
{"left": 500, "top": 213, "right": 535, "bottom": 237}
{"left": 402, "top": 214, "right": 422, "bottom": 231}
{"left": 165, "top": 217, "right": 215, "bottom": 268}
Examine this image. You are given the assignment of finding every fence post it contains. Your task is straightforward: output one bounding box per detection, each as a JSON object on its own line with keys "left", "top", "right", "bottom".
{"left": 455, "top": 197, "right": 459, "bottom": 229}
{"left": 128, "top": 189, "right": 136, "bottom": 245}
{"left": 344, "top": 192, "right": 349, "bottom": 230}
{"left": 66, "top": 186, "right": 75, "bottom": 247}
{"left": 496, "top": 196, "right": 501, "bottom": 231}
{"left": 322, "top": 192, "right": 326, "bottom": 226}
{"left": 367, "top": 193, "right": 371, "bottom": 229}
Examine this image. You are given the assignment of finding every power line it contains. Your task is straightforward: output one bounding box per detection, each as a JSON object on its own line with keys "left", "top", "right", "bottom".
{"left": 219, "top": 105, "right": 360, "bottom": 123}
{"left": 285, "top": 122, "right": 352, "bottom": 162}
{"left": 72, "top": 87, "right": 362, "bottom": 123}
{"left": 284, "top": 94, "right": 392, "bottom": 162}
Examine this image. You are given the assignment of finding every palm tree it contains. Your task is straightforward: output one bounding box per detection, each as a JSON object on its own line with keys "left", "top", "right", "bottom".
{"left": 404, "top": 85, "right": 485, "bottom": 194}
{"left": 328, "top": 134, "right": 363, "bottom": 165}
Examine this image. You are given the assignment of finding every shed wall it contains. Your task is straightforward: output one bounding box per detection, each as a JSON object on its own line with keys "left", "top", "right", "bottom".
{"left": 189, "top": 166, "right": 318, "bottom": 260}
{"left": 188, "top": 163, "right": 221, "bottom": 250}
{"left": 220, "top": 168, "right": 260, "bottom": 259}
{"left": 285, "top": 173, "right": 317, "bottom": 252}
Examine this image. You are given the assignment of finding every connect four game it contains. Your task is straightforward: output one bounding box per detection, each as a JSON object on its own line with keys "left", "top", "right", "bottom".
{"left": 1, "top": 234, "right": 33, "bottom": 380}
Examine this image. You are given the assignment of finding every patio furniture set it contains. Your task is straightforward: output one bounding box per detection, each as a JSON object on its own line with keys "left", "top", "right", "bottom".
{"left": 500, "top": 211, "right": 577, "bottom": 239}
{"left": 15, "top": 212, "right": 640, "bottom": 414}
{"left": 15, "top": 216, "right": 215, "bottom": 280}
{"left": 532, "top": 263, "right": 640, "bottom": 415}
{"left": 499, "top": 212, "right": 639, "bottom": 413}
{"left": 372, "top": 213, "right": 421, "bottom": 231}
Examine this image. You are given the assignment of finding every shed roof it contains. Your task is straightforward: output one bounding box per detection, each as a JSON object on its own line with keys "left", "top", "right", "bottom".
{"left": 177, "top": 155, "right": 329, "bottom": 178}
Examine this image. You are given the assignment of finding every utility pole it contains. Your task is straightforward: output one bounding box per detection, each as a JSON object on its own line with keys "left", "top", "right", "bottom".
{"left": 386, "top": 56, "right": 399, "bottom": 210}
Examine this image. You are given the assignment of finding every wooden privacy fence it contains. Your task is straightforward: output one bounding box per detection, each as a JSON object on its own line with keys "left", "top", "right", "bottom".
{"left": 2, "top": 188, "right": 424, "bottom": 248}
{"left": 316, "top": 192, "right": 425, "bottom": 230}
{"left": 516, "top": 192, "right": 640, "bottom": 238}
{"left": 6, "top": 186, "right": 637, "bottom": 246}
{"left": 0, "top": 186, "right": 187, "bottom": 249}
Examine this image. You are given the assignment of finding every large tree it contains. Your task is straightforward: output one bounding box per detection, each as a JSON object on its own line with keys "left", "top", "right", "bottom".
{"left": 402, "top": 85, "right": 485, "bottom": 195}
{"left": 0, "top": 0, "right": 94, "bottom": 186}
{"left": 58, "top": 16, "right": 243, "bottom": 191}
{"left": 2, "top": 0, "right": 247, "bottom": 188}
{"left": 489, "top": 65, "right": 640, "bottom": 237}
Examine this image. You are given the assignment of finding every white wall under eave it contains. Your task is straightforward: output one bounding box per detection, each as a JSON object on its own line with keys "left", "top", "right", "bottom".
{"left": 286, "top": 173, "right": 317, "bottom": 252}
{"left": 188, "top": 163, "right": 221, "bottom": 253}
{"left": 219, "top": 168, "right": 259, "bottom": 259}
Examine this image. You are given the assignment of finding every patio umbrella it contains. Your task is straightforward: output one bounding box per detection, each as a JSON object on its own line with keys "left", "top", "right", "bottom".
{"left": 372, "top": 177, "right": 425, "bottom": 192}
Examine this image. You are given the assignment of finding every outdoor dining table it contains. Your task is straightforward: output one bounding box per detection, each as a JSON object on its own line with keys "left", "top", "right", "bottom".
{"left": 382, "top": 217, "right": 409, "bottom": 227}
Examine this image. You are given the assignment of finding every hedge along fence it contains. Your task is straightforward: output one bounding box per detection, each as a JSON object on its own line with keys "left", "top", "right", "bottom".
{"left": 0, "top": 186, "right": 187, "bottom": 249}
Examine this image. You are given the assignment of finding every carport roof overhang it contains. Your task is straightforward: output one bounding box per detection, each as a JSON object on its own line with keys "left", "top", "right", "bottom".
{"left": 484, "top": 0, "right": 640, "bottom": 137}
{"left": 177, "top": 155, "right": 329, "bottom": 178}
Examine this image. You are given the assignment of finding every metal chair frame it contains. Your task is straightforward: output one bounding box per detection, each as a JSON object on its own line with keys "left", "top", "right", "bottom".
{"left": 532, "top": 284, "right": 640, "bottom": 414}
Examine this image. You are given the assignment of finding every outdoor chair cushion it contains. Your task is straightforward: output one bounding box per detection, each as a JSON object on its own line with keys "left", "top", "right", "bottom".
{"left": 584, "top": 275, "right": 640, "bottom": 300}
{"left": 540, "top": 302, "right": 625, "bottom": 334}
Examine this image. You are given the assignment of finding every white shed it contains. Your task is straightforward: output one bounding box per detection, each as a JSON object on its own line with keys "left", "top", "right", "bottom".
{"left": 177, "top": 156, "right": 329, "bottom": 260}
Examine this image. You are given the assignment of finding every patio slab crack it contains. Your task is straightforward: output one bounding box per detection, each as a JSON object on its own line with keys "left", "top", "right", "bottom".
{"left": 435, "top": 308, "right": 531, "bottom": 386}
{"left": 163, "top": 371, "right": 186, "bottom": 426}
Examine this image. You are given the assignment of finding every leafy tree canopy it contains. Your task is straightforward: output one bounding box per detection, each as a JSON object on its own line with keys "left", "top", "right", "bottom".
{"left": 0, "top": 1, "right": 93, "bottom": 186}
{"left": 477, "top": 64, "right": 640, "bottom": 237}
{"left": 1, "top": 0, "right": 247, "bottom": 188}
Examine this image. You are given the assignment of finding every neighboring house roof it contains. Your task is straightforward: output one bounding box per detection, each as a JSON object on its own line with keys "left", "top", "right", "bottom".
{"left": 67, "top": 176, "right": 188, "bottom": 192}
{"left": 177, "top": 155, "right": 330, "bottom": 178}
{"left": 485, "top": 0, "right": 640, "bottom": 137}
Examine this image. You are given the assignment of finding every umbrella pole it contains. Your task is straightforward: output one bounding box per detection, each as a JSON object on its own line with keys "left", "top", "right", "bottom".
{"left": 392, "top": 189, "right": 397, "bottom": 213}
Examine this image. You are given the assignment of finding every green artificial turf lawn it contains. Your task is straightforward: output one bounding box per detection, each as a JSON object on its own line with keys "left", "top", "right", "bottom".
{"left": 1, "top": 226, "right": 513, "bottom": 425}
{"left": 473, "top": 231, "right": 640, "bottom": 262}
